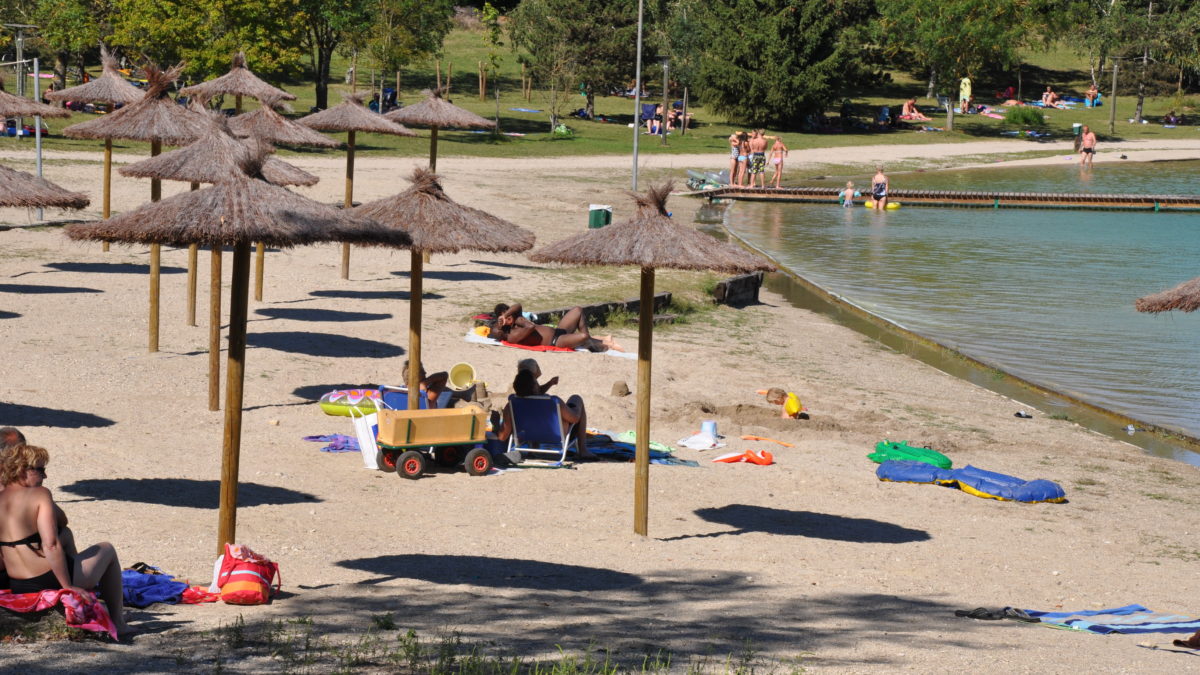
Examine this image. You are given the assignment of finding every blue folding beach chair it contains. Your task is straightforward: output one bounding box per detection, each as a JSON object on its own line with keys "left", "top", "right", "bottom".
{"left": 378, "top": 385, "right": 452, "bottom": 410}
{"left": 506, "top": 395, "right": 578, "bottom": 465}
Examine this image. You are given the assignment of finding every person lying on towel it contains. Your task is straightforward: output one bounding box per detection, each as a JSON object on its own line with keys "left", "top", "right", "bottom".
{"left": 0, "top": 444, "right": 134, "bottom": 637}
{"left": 489, "top": 303, "right": 623, "bottom": 352}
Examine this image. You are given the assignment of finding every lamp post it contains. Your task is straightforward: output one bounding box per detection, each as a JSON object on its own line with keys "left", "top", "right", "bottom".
{"left": 631, "top": 0, "right": 645, "bottom": 190}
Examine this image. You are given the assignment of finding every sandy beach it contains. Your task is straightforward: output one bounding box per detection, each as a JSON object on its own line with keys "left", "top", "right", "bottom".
{"left": 2, "top": 136, "right": 1200, "bottom": 672}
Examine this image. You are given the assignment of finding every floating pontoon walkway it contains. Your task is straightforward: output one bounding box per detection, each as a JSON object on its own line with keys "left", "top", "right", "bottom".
{"left": 685, "top": 186, "right": 1200, "bottom": 211}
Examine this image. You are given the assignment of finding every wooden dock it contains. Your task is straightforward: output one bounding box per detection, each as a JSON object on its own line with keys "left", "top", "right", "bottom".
{"left": 684, "top": 186, "right": 1200, "bottom": 211}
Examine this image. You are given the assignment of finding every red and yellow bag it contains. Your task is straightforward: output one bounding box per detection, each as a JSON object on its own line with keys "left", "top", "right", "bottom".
{"left": 210, "top": 544, "right": 280, "bottom": 605}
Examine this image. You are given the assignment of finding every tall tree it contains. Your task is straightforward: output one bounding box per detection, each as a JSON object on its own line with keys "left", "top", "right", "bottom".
{"left": 364, "top": 0, "right": 453, "bottom": 90}
{"left": 29, "top": 0, "right": 105, "bottom": 90}
{"left": 509, "top": 0, "right": 641, "bottom": 119}
{"left": 691, "top": 0, "right": 879, "bottom": 127}
{"left": 293, "top": 0, "right": 373, "bottom": 109}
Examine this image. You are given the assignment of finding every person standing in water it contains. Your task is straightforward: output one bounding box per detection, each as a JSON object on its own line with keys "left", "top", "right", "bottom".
{"left": 1079, "top": 125, "right": 1097, "bottom": 168}
{"left": 870, "top": 166, "right": 889, "bottom": 210}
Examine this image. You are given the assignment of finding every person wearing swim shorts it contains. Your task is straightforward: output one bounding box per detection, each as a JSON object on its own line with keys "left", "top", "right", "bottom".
{"left": 0, "top": 444, "right": 132, "bottom": 638}
{"left": 768, "top": 137, "right": 789, "bottom": 188}
{"left": 871, "top": 165, "right": 889, "bottom": 210}
{"left": 1079, "top": 125, "right": 1096, "bottom": 168}
{"left": 747, "top": 129, "right": 768, "bottom": 188}
{"left": 736, "top": 132, "right": 750, "bottom": 187}
{"left": 841, "top": 181, "right": 856, "bottom": 207}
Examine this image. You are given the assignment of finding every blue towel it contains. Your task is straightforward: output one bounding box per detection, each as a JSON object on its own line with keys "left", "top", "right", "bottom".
{"left": 1024, "top": 604, "right": 1200, "bottom": 634}
{"left": 122, "top": 570, "right": 188, "bottom": 608}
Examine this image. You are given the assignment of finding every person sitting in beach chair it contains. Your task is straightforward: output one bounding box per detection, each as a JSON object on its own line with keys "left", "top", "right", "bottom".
{"left": 400, "top": 359, "right": 448, "bottom": 408}
{"left": 497, "top": 369, "right": 597, "bottom": 462}
{"left": 489, "top": 303, "right": 623, "bottom": 352}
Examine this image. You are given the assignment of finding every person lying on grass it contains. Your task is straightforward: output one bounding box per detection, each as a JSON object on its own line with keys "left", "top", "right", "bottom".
{"left": 489, "top": 303, "right": 623, "bottom": 352}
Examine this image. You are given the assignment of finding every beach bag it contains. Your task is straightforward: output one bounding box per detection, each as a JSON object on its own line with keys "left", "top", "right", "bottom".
{"left": 209, "top": 544, "right": 280, "bottom": 605}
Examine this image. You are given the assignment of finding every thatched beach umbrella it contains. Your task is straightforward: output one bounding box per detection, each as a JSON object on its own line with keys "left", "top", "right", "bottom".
{"left": 120, "top": 117, "right": 318, "bottom": 411}
{"left": 356, "top": 167, "right": 534, "bottom": 407}
{"left": 299, "top": 93, "right": 416, "bottom": 279}
{"left": 65, "top": 64, "right": 210, "bottom": 353}
{"left": 228, "top": 98, "right": 339, "bottom": 300}
{"left": 384, "top": 88, "right": 495, "bottom": 172}
{"left": 1136, "top": 277, "right": 1200, "bottom": 314}
{"left": 45, "top": 47, "right": 144, "bottom": 237}
{"left": 530, "top": 183, "right": 775, "bottom": 536}
{"left": 179, "top": 51, "right": 295, "bottom": 113}
{"left": 64, "top": 158, "right": 410, "bottom": 553}
{"left": 0, "top": 77, "right": 71, "bottom": 119}
{"left": 0, "top": 164, "right": 89, "bottom": 209}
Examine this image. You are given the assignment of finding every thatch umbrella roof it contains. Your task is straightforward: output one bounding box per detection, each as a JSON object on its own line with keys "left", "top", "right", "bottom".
{"left": 229, "top": 100, "right": 340, "bottom": 148}
{"left": 63, "top": 64, "right": 208, "bottom": 145}
{"left": 297, "top": 93, "right": 416, "bottom": 136}
{"left": 384, "top": 88, "right": 493, "bottom": 172}
{"left": 530, "top": 183, "right": 774, "bottom": 274}
{"left": 0, "top": 77, "right": 70, "bottom": 118}
{"left": 179, "top": 52, "right": 295, "bottom": 104}
{"left": 44, "top": 47, "right": 143, "bottom": 105}
{"left": 119, "top": 113, "right": 316, "bottom": 187}
{"left": 64, "top": 167, "right": 409, "bottom": 554}
{"left": 1136, "top": 276, "right": 1200, "bottom": 313}
{"left": 0, "top": 164, "right": 89, "bottom": 209}
{"left": 384, "top": 88, "right": 496, "bottom": 129}
{"left": 354, "top": 166, "right": 533, "bottom": 409}
{"left": 355, "top": 167, "right": 534, "bottom": 253}
{"left": 529, "top": 183, "right": 774, "bottom": 537}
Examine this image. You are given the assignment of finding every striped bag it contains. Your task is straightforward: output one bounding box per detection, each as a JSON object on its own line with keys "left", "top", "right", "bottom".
{"left": 210, "top": 544, "right": 281, "bottom": 605}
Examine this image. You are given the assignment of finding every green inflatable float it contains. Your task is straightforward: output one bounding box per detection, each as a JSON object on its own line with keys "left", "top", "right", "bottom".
{"left": 868, "top": 440, "right": 952, "bottom": 469}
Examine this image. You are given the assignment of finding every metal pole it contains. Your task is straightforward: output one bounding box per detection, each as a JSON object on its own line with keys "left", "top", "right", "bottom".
{"left": 660, "top": 59, "right": 668, "bottom": 146}
{"left": 1108, "top": 62, "right": 1118, "bottom": 136}
{"left": 631, "top": 0, "right": 644, "bottom": 191}
{"left": 14, "top": 28, "right": 24, "bottom": 98}
{"left": 33, "top": 57, "right": 42, "bottom": 221}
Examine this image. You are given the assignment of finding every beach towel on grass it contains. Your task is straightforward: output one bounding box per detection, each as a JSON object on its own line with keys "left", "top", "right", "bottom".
{"left": 1023, "top": 604, "right": 1200, "bottom": 634}
{"left": 0, "top": 588, "right": 118, "bottom": 640}
{"left": 464, "top": 330, "right": 636, "bottom": 359}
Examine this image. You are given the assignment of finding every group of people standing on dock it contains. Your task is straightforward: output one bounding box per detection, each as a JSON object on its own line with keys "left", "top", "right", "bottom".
{"left": 727, "top": 130, "right": 789, "bottom": 188}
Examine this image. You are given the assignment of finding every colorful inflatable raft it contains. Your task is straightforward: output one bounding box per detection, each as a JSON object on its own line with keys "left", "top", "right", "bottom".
{"left": 869, "top": 440, "right": 952, "bottom": 468}
{"left": 875, "top": 460, "right": 1066, "bottom": 503}
{"left": 318, "top": 389, "right": 383, "bottom": 417}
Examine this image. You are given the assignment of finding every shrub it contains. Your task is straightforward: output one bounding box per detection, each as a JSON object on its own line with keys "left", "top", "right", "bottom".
{"left": 1004, "top": 107, "right": 1045, "bottom": 127}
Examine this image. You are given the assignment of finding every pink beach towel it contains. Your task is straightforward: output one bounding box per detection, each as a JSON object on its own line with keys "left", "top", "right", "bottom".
{"left": 0, "top": 588, "right": 119, "bottom": 640}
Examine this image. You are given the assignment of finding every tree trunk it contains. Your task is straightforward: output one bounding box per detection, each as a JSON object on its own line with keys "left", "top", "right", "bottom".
{"left": 926, "top": 66, "right": 937, "bottom": 100}
{"left": 54, "top": 53, "right": 68, "bottom": 95}
{"left": 586, "top": 89, "right": 595, "bottom": 119}
{"left": 315, "top": 47, "right": 334, "bottom": 110}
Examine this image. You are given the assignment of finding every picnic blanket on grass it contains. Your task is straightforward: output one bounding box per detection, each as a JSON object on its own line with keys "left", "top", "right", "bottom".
{"left": 0, "top": 588, "right": 118, "bottom": 640}
{"left": 1023, "top": 604, "right": 1200, "bottom": 634}
{"left": 465, "top": 330, "right": 636, "bottom": 359}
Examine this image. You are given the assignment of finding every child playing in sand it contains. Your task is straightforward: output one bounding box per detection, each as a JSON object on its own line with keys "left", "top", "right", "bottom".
{"left": 841, "top": 181, "right": 856, "bottom": 207}
{"left": 768, "top": 138, "right": 789, "bottom": 188}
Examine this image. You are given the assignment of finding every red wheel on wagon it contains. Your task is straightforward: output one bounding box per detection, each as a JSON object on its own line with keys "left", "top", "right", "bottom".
{"left": 398, "top": 450, "right": 425, "bottom": 479}
{"left": 465, "top": 448, "right": 493, "bottom": 476}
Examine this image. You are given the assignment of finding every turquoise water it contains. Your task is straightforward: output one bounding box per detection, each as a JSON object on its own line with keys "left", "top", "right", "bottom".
{"left": 725, "top": 161, "right": 1200, "bottom": 439}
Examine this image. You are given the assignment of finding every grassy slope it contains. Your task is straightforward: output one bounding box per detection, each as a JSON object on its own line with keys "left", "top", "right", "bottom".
{"left": 7, "top": 28, "right": 1197, "bottom": 159}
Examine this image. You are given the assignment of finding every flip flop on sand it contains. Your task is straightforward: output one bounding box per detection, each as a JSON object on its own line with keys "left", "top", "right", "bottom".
{"left": 955, "top": 607, "right": 1007, "bottom": 620}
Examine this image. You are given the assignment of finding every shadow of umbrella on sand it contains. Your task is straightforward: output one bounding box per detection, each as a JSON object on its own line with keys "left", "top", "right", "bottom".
{"left": 530, "top": 183, "right": 775, "bottom": 536}
{"left": 120, "top": 112, "right": 320, "bottom": 411}
{"left": 384, "top": 88, "right": 495, "bottom": 172}
{"left": 45, "top": 46, "right": 144, "bottom": 249}
{"left": 64, "top": 151, "right": 410, "bottom": 552}
{"left": 64, "top": 64, "right": 210, "bottom": 352}
{"left": 355, "top": 167, "right": 534, "bottom": 406}
{"left": 1136, "top": 277, "right": 1200, "bottom": 314}
{"left": 298, "top": 93, "right": 416, "bottom": 280}
{"left": 227, "top": 97, "right": 340, "bottom": 301}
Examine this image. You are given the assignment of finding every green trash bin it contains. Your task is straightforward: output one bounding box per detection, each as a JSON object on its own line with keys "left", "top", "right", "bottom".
{"left": 588, "top": 204, "right": 612, "bottom": 229}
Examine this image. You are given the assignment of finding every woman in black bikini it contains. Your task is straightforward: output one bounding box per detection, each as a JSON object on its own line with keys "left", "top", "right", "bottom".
{"left": 0, "top": 444, "right": 131, "bottom": 637}
{"left": 489, "top": 303, "right": 622, "bottom": 352}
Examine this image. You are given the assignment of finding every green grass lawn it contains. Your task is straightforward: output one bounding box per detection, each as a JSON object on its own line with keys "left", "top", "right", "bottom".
{"left": 7, "top": 28, "right": 1197, "bottom": 161}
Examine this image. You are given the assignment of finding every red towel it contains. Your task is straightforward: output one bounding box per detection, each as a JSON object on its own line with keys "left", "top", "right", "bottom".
{"left": 0, "top": 588, "right": 118, "bottom": 640}
{"left": 500, "top": 341, "right": 576, "bottom": 353}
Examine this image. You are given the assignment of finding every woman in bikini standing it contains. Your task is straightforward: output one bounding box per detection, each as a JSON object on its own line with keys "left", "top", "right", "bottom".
{"left": 768, "top": 137, "right": 789, "bottom": 188}
{"left": 727, "top": 133, "right": 741, "bottom": 186}
{"left": 0, "top": 444, "right": 132, "bottom": 637}
{"left": 736, "top": 132, "right": 751, "bottom": 187}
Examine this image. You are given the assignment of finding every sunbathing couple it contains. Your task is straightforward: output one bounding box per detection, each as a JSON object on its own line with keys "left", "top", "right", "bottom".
{"left": 0, "top": 428, "right": 133, "bottom": 639}
{"left": 489, "top": 304, "right": 623, "bottom": 352}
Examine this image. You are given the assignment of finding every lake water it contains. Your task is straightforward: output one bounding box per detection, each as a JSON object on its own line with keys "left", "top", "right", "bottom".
{"left": 724, "top": 161, "right": 1200, "bottom": 444}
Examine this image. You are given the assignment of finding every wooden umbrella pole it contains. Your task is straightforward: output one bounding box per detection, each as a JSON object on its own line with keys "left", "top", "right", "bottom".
{"left": 186, "top": 243, "right": 198, "bottom": 326}
{"left": 149, "top": 141, "right": 162, "bottom": 353}
{"left": 208, "top": 246, "right": 222, "bottom": 411}
{"left": 217, "top": 241, "right": 252, "bottom": 553}
{"left": 342, "top": 130, "right": 355, "bottom": 280}
{"left": 633, "top": 266, "right": 654, "bottom": 536}
{"left": 235, "top": 94, "right": 242, "bottom": 115}
{"left": 429, "top": 125, "right": 438, "bottom": 172}
{"left": 407, "top": 249, "right": 423, "bottom": 409}
{"left": 102, "top": 138, "right": 111, "bottom": 252}
{"left": 254, "top": 242, "right": 265, "bottom": 301}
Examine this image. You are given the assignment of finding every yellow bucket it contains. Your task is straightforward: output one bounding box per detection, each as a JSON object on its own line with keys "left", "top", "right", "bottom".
{"left": 448, "top": 362, "right": 476, "bottom": 390}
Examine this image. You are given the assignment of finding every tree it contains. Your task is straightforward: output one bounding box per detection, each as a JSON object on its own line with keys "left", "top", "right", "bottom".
{"left": 509, "top": 0, "right": 642, "bottom": 119}
{"left": 293, "top": 0, "right": 373, "bottom": 109}
{"left": 364, "top": 0, "right": 453, "bottom": 90}
{"left": 29, "top": 0, "right": 104, "bottom": 90}
{"left": 507, "top": 0, "right": 577, "bottom": 129}
{"left": 690, "top": 0, "right": 880, "bottom": 127}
